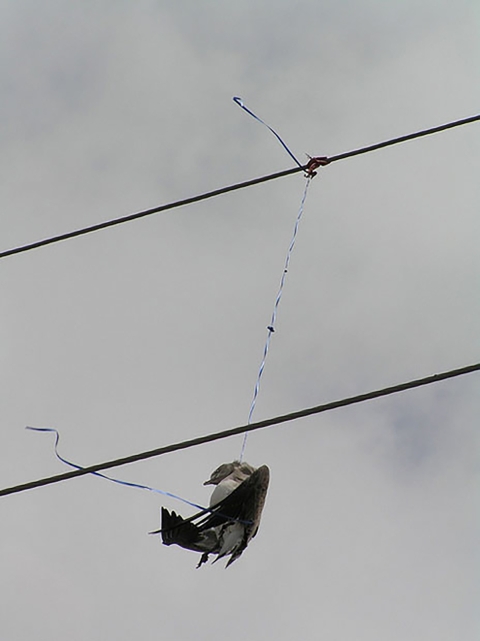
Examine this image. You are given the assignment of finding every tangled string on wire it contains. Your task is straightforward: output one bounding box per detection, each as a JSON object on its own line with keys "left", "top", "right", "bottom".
{"left": 25, "top": 97, "right": 319, "bottom": 497}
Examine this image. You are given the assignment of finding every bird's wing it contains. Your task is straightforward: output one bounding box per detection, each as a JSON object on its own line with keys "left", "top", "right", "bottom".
{"left": 156, "top": 466, "right": 270, "bottom": 563}
{"left": 194, "top": 465, "right": 270, "bottom": 532}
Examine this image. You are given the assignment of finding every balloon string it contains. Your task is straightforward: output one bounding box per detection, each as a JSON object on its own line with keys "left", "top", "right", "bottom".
{"left": 240, "top": 176, "right": 312, "bottom": 460}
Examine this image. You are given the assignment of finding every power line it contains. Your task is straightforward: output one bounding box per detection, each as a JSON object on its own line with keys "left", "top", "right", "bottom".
{"left": 0, "top": 166, "right": 300, "bottom": 259}
{"left": 1, "top": 113, "right": 478, "bottom": 261}
{"left": 1, "top": 361, "right": 478, "bottom": 498}
{"left": 327, "top": 113, "right": 480, "bottom": 162}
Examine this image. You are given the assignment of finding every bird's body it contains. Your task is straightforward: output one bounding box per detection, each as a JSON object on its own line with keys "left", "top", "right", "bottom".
{"left": 208, "top": 477, "right": 240, "bottom": 506}
{"left": 207, "top": 461, "right": 255, "bottom": 506}
{"left": 155, "top": 461, "right": 269, "bottom": 568}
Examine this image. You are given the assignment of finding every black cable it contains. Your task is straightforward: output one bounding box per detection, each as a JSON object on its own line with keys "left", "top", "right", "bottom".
{"left": 1, "top": 362, "right": 478, "bottom": 497}
{"left": 326, "top": 113, "right": 480, "bottom": 162}
{"left": 0, "top": 167, "right": 300, "bottom": 259}
{"left": 1, "top": 113, "right": 478, "bottom": 260}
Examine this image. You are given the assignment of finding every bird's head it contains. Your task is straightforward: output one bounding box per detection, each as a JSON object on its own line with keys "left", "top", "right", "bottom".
{"left": 203, "top": 460, "right": 255, "bottom": 486}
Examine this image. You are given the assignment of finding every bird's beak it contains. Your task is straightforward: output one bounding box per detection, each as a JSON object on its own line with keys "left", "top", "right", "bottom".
{"left": 203, "top": 479, "right": 214, "bottom": 486}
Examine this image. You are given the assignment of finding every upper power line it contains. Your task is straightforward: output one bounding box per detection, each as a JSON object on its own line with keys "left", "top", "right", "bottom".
{"left": 1, "top": 113, "right": 479, "bottom": 261}
{"left": 1, "top": 361, "right": 478, "bottom": 498}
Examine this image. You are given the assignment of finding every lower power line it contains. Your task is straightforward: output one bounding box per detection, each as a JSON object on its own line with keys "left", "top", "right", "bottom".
{"left": 1, "top": 361, "right": 478, "bottom": 497}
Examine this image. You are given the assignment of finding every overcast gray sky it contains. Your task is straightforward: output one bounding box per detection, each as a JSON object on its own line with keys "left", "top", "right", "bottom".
{"left": 1, "top": 2, "right": 479, "bottom": 640}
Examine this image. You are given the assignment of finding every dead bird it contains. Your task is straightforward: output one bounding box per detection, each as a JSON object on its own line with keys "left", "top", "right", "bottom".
{"left": 152, "top": 461, "right": 269, "bottom": 568}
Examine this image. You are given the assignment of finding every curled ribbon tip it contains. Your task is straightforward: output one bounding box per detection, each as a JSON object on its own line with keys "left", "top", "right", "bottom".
{"left": 232, "top": 95, "right": 303, "bottom": 169}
